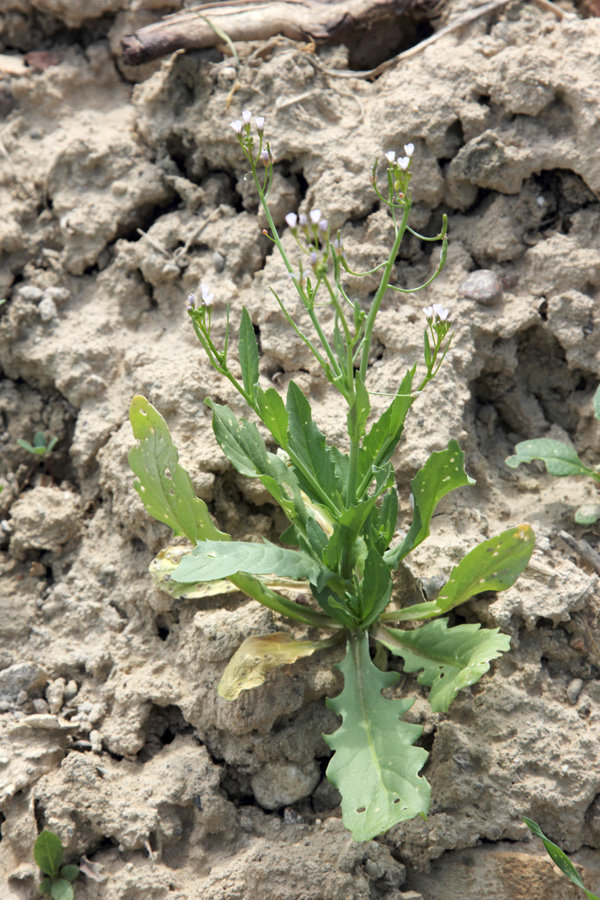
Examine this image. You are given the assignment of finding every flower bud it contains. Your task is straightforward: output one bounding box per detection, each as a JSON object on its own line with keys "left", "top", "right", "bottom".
{"left": 285, "top": 213, "right": 298, "bottom": 228}
{"left": 318, "top": 219, "right": 328, "bottom": 232}
{"left": 299, "top": 214, "right": 308, "bottom": 226}
{"left": 255, "top": 116, "right": 265, "bottom": 131}
{"left": 260, "top": 148, "right": 270, "bottom": 165}
{"left": 242, "top": 109, "right": 252, "bottom": 123}
{"left": 187, "top": 293, "right": 196, "bottom": 310}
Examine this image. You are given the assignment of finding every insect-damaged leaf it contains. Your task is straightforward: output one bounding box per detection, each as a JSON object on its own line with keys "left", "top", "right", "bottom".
{"left": 324, "top": 632, "right": 429, "bottom": 842}
{"left": 506, "top": 438, "right": 597, "bottom": 479}
{"left": 218, "top": 632, "right": 333, "bottom": 700}
{"left": 374, "top": 619, "right": 511, "bottom": 713}
{"left": 129, "top": 396, "right": 229, "bottom": 544}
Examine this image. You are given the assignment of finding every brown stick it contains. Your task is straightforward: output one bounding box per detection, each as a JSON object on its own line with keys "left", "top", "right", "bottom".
{"left": 121, "top": 0, "right": 419, "bottom": 66}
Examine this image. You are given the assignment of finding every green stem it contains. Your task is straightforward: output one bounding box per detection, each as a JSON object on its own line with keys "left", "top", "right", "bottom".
{"left": 359, "top": 200, "right": 412, "bottom": 383}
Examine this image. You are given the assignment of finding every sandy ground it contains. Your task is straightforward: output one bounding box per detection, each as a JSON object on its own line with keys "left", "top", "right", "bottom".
{"left": 1, "top": 1, "right": 600, "bottom": 898}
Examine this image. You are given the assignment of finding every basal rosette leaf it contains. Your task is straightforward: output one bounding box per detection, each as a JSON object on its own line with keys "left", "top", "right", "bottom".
{"left": 219, "top": 632, "right": 339, "bottom": 700}
{"left": 129, "top": 396, "right": 229, "bottom": 544}
{"left": 506, "top": 438, "right": 597, "bottom": 479}
{"left": 174, "top": 539, "right": 333, "bottom": 589}
{"left": 34, "top": 831, "right": 63, "bottom": 877}
{"left": 324, "top": 632, "right": 430, "bottom": 842}
{"left": 150, "top": 544, "right": 308, "bottom": 600}
{"left": 434, "top": 524, "right": 535, "bottom": 613}
{"left": 374, "top": 619, "right": 510, "bottom": 713}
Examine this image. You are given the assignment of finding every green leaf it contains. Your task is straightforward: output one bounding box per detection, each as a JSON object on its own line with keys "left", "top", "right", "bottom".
{"left": 33, "top": 431, "right": 47, "bottom": 448}
{"left": 434, "top": 524, "right": 535, "bottom": 614}
{"left": 506, "top": 439, "right": 595, "bottom": 478}
{"left": 358, "top": 366, "right": 416, "bottom": 493}
{"left": 129, "top": 396, "right": 229, "bottom": 544}
{"left": 50, "top": 879, "right": 74, "bottom": 900}
{"left": 174, "top": 540, "right": 330, "bottom": 587}
{"left": 523, "top": 817, "right": 600, "bottom": 900}
{"left": 218, "top": 632, "right": 337, "bottom": 700}
{"left": 16, "top": 438, "right": 37, "bottom": 454}
{"left": 375, "top": 619, "right": 510, "bottom": 713}
{"left": 46, "top": 436, "right": 58, "bottom": 454}
{"left": 385, "top": 440, "right": 474, "bottom": 566}
{"left": 322, "top": 498, "right": 378, "bottom": 571}
{"left": 359, "top": 549, "right": 393, "bottom": 628}
{"left": 59, "top": 865, "right": 80, "bottom": 883}
{"left": 34, "top": 831, "right": 63, "bottom": 877}
{"left": 324, "top": 632, "right": 430, "bottom": 842}
{"left": 150, "top": 544, "right": 239, "bottom": 599}
{"left": 286, "top": 380, "right": 342, "bottom": 507}
{"left": 574, "top": 505, "right": 600, "bottom": 525}
{"left": 239, "top": 307, "right": 260, "bottom": 402}
{"left": 210, "top": 402, "right": 307, "bottom": 527}
{"left": 256, "top": 386, "right": 288, "bottom": 448}
{"left": 39, "top": 878, "right": 53, "bottom": 895}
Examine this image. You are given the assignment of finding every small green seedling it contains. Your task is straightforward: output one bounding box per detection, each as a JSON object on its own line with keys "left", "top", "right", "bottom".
{"left": 129, "top": 112, "right": 534, "bottom": 841}
{"left": 506, "top": 385, "right": 600, "bottom": 525}
{"left": 523, "top": 817, "right": 599, "bottom": 900}
{"left": 34, "top": 830, "right": 80, "bottom": 900}
{"left": 17, "top": 431, "right": 58, "bottom": 458}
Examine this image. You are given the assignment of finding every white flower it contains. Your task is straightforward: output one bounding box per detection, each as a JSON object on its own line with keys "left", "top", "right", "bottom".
{"left": 285, "top": 212, "right": 298, "bottom": 228}
{"left": 404, "top": 143, "right": 415, "bottom": 157}
{"left": 255, "top": 116, "right": 265, "bottom": 131}
{"left": 310, "top": 251, "right": 317, "bottom": 265}
{"left": 187, "top": 293, "right": 196, "bottom": 310}
{"left": 318, "top": 219, "right": 328, "bottom": 232}
{"left": 398, "top": 156, "right": 410, "bottom": 170}
{"left": 230, "top": 120, "right": 242, "bottom": 134}
{"left": 309, "top": 209, "right": 321, "bottom": 224}
{"left": 299, "top": 214, "right": 308, "bottom": 226}
{"left": 260, "top": 148, "right": 270, "bottom": 164}
{"left": 200, "top": 283, "right": 214, "bottom": 307}
{"left": 432, "top": 303, "right": 450, "bottom": 320}
{"left": 423, "top": 304, "right": 450, "bottom": 321}
{"left": 242, "top": 109, "right": 252, "bottom": 123}
{"left": 385, "top": 150, "right": 396, "bottom": 163}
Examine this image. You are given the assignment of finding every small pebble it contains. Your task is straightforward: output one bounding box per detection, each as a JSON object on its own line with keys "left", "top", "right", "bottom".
{"left": 44, "top": 286, "right": 70, "bottom": 304}
{"left": 212, "top": 250, "right": 226, "bottom": 272}
{"left": 32, "top": 698, "right": 49, "bottom": 714}
{"left": 29, "top": 128, "right": 43, "bottom": 140}
{"left": 18, "top": 284, "right": 43, "bottom": 302}
{"left": 38, "top": 296, "right": 58, "bottom": 322}
{"left": 90, "top": 729, "right": 102, "bottom": 753}
{"left": 566, "top": 678, "right": 583, "bottom": 705}
{"left": 46, "top": 677, "right": 66, "bottom": 714}
{"left": 459, "top": 269, "right": 503, "bottom": 306}
{"left": 64, "top": 679, "right": 78, "bottom": 701}
{"left": 365, "top": 859, "right": 384, "bottom": 879}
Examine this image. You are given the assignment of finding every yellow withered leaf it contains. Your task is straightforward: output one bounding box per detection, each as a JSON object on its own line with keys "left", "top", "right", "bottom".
{"left": 218, "top": 633, "right": 325, "bottom": 701}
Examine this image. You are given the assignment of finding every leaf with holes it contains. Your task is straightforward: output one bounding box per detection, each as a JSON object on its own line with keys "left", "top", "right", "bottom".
{"left": 385, "top": 440, "right": 474, "bottom": 568}
{"left": 324, "top": 632, "right": 430, "bottom": 842}
{"left": 433, "top": 524, "right": 535, "bottom": 614}
{"left": 129, "top": 396, "right": 229, "bottom": 544}
{"left": 506, "top": 439, "right": 598, "bottom": 480}
{"left": 218, "top": 632, "right": 339, "bottom": 700}
{"left": 374, "top": 619, "right": 510, "bottom": 712}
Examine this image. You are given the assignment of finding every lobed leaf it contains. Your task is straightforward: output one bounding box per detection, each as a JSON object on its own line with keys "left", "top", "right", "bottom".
{"left": 523, "top": 817, "right": 600, "bottom": 900}
{"left": 385, "top": 440, "right": 474, "bottom": 567}
{"left": 374, "top": 619, "right": 510, "bottom": 712}
{"left": 325, "top": 632, "right": 430, "bottom": 842}
{"left": 218, "top": 632, "right": 336, "bottom": 700}
{"left": 129, "top": 396, "right": 229, "bottom": 544}
{"left": 174, "top": 540, "right": 331, "bottom": 587}
{"left": 34, "top": 831, "right": 63, "bottom": 877}
{"left": 506, "top": 439, "right": 595, "bottom": 479}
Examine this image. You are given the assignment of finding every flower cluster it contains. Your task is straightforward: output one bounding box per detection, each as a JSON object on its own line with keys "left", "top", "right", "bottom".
{"left": 230, "top": 110, "right": 270, "bottom": 168}
{"left": 187, "top": 284, "right": 214, "bottom": 312}
{"left": 423, "top": 303, "right": 449, "bottom": 322}
{"left": 285, "top": 209, "right": 328, "bottom": 234}
{"left": 230, "top": 109, "right": 264, "bottom": 137}
{"left": 384, "top": 143, "right": 414, "bottom": 171}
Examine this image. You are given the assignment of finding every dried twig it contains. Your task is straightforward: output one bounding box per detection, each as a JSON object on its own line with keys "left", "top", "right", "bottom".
{"left": 558, "top": 529, "right": 600, "bottom": 576}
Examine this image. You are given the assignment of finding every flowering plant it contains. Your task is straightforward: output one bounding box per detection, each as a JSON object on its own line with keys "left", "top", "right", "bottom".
{"left": 129, "top": 111, "right": 534, "bottom": 841}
